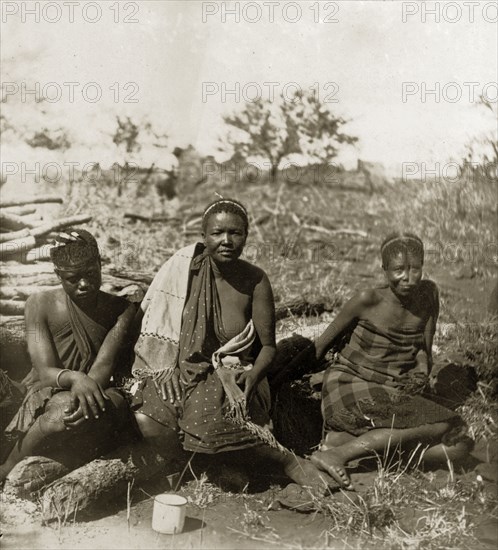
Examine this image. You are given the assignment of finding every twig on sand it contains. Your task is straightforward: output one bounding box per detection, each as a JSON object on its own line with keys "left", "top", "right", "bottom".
{"left": 302, "top": 223, "right": 367, "bottom": 238}
{"left": 0, "top": 195, "right": 63, "bottom": 208}
{"left": 227, "top": 526, "right": 294, "bottom": 548}
{"left": 127, "top": 479, "right": 134, "bottom": 532}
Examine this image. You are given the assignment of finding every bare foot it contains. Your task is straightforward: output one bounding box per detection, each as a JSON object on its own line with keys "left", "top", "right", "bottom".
{"left": 284, "top": 456, "right": 336, "bottom": 495}
{"left": 311, "top": 449, "right": 353, "bottom": 490}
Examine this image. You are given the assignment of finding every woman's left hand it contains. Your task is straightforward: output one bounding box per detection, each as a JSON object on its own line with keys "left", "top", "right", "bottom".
{"left": 237, "top": 371, "right": 260, "bottom": 405}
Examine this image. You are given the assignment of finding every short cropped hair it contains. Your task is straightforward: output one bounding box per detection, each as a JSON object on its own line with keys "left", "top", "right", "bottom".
{"left": 381, "top": 233, "right": 424, "bottom": 268}
{"left": 50, "top": 228, "right": 100, "bottom": 270}
{"left": 201, "top": 199, "right": 249, "bottom": 234}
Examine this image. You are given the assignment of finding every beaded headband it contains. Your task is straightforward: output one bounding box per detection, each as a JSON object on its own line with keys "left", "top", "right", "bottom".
{"left": 381, "top": 235, "right": 423, "bottom": 254}
{"left": 202, "top": 200, "right": 248, "bottom": 222}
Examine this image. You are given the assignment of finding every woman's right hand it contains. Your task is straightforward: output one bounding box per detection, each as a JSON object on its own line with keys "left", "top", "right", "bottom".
{"left": 65, "top": 371, "right": 109, "bottom": 419}
{"left": 154, "top": 369, "right": 186, "bottom": 404}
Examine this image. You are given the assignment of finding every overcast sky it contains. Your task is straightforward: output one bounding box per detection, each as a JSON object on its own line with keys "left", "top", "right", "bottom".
{"left": 1, "top": 0, "right": 497, "bottom": 174}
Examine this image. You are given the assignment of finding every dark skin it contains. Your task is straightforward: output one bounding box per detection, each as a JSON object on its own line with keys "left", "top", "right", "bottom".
{"left": 306, "top": 251, "right": 470, "bottom": 489}
{"left": 134, "top": 211, "right": 337, "bottom": 492}
{"left": 152, "top": 212, "right": 276, "bottom": 406}
{"left": 0, "top": 260, "right": 136, "bottom": 481}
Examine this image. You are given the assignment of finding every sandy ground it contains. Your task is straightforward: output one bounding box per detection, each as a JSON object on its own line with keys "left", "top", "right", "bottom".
{"left": 1, "top": 234, "right": 496, "bottom": 549}
{"left": 2, "top": 452, "right": 497, "bottom": 550}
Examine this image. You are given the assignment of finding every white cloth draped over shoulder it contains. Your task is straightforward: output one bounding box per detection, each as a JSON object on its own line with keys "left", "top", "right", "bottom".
{"left": 132, "top": 243, "right": 198, "bottom": 381}
{"left": 131, "top": 243, "right": 288, "bottom": 454}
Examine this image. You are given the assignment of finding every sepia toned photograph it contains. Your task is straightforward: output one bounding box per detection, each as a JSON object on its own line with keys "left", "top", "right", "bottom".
{"left": 0, "top": 1, "right": 497, "bottom": 548}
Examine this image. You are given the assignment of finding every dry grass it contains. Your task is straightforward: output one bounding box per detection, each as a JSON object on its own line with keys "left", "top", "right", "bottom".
{"left": 182, "top": 471, "right": 223, "bottom": 509}
{"left": 38, "top": 162, "right": 496, "bottom": 447}
{"left": 30, "top": 162, "right": 497, "bottom": 547}
{"left": 305, "top": 446, "right": 497, "bottom": 549}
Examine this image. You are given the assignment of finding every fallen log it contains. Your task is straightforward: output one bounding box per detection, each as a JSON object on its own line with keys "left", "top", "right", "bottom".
{"left": 0, "top": 211, "right": 39, "bottom": 231}
{"left": 116, "top": 284, "right": 145, "bottom": 303}
{"left": 41, "top": 441, "right": 169, "bottom": 523}
{"left": 0, "top": 214, "right": 92, "bottom": 245}
{"left": 17, "top": 214, "right": 44, "bottom": 225}
{"left": 3, "top": 206, "right": 37, "bottom": 216}
{"left": 0, "top": 263, "right": 55, "bottom": 276}
{"left": 124, "top": 212, "right": 180, "bottom": 223}
{"left": 0, "top": 286, "right": 54, "bottom": 300}
{"left": 0, "top": 274, "right": 59, "bottom": 287}
{"left": 3, "top": 457, "right": 68, "bottom": 499}
{"left": 0, "top": 263, "right": 142, "bottom": 283}
{"left": 29, "top": 214, "right": 93, "bottom": 237}
{"left": 0, "top": 300, "right": 25, "bottom": 316}
{"left": 107, "top": 268, "right": 154, "bottom": 285}
{"left": 1, "top": 272, "right": 143, "bottom": 291}
{"left": 0, "top": 195, "right": 63, "bottom": 208}
{"left": 24, "top": 246, "right": 52, "bottom": 263}
{"left": 101, "top": 274, "right": 148, "bottom": 292}
{"left": 0, "top": 236, "right": 37, "bottom": 260}
{"left": 0, "top": 228, "right": 30, "bottom": 244}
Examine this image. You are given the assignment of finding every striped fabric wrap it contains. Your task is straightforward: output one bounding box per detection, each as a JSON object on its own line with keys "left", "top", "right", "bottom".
{"left": 322, "top": 318, "right": 459, "bottom": 435}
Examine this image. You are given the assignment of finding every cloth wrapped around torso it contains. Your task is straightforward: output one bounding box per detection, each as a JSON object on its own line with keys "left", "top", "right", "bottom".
{"left": 130, "top": 244, "right": 273, "bottom": 454}
{"left": 5, "top": 296, "right": 112, "bottom": 439}
{"left": 322, "top": 305, "right": 461, "bottom": 436}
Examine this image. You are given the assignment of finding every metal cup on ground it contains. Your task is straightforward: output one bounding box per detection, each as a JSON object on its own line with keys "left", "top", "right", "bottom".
{"left": 151, "top": 493, "right": 188, "bottom": 534}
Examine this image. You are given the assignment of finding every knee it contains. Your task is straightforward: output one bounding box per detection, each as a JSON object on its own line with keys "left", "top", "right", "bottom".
{"left": 134, "top": 413, "right": 179, "bottom": 453}
{"left": 134, "top": 413, "right": 164, "bottom": 439}
{"left": 40, "top": 400, "right": 68, "bottom": 434}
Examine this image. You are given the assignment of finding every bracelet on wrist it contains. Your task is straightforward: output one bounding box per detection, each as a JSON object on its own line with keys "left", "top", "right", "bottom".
{"left": 55, "top": 369, "right": 72, "bottom": 390}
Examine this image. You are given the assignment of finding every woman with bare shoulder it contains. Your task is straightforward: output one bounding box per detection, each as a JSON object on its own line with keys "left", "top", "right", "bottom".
{"left": 302, "top": 234, "right": 472, "bottom": 490}
{"left": 0, "top": 229, "right": 136, "bottom": 481}
{"left": 130, "top": 199, "right": 333, "bottom": 492}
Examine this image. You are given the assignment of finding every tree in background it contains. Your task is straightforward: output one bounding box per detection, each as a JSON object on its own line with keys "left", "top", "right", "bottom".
{"left": 112, "top": 117, "right": 140, "bottom": 154}
{"left": 219, "top": 90, "right": 358, "bottom": 182}
{"left": 95, "top": 116, "right": 172, "bottom": 196}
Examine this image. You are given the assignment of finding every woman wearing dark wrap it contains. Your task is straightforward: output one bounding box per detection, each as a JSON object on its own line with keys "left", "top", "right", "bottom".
{"left": 131, "top": 199, "right": 332, "bottom": 490}
{"left": 0, "top": 229, "right": 135, "bottom": 481}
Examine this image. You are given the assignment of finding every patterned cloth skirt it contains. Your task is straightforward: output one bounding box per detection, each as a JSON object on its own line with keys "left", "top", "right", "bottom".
{"left": 322, "top": 365, "right": 465, "bottom": 444}
{"left": 130, "top": 372, "right": 272, "bottom": 454}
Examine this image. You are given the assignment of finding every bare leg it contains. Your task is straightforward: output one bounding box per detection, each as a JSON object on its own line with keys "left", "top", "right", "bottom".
{"left": 0, "top": 392, "right": 70, "bottom": 481}
{"left": 134, "top": 413, "right": 184, "bottom": 463}
{"left": 0, "top": 390, "right": 131, "bottom": 481}
{"left": 312, "top": 422, "right": 453, "bottom": 489}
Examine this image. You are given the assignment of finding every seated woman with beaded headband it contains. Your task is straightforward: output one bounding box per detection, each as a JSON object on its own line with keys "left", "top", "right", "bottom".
{"left": 130, "top": 199, "right": 334, "bottom": 491}
{"left": 0, "top": 229, "right": 136, "bottom": 482}
{"left": 289, "top": 233, "right": 472, "bottom": 490}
